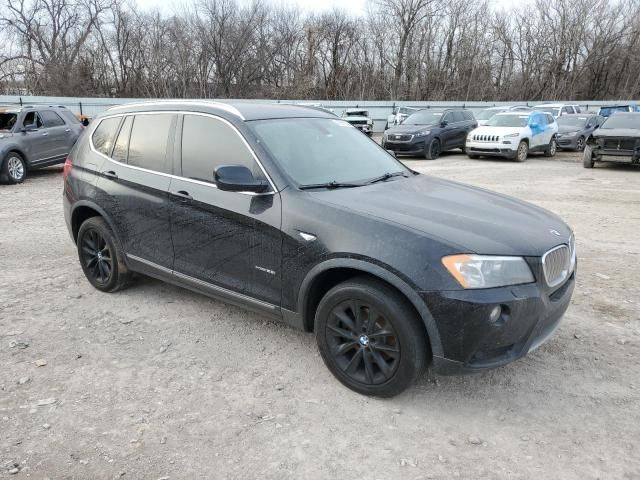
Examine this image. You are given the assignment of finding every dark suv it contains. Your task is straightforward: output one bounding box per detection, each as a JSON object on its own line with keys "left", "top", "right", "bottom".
{"left": 1, "top": 105, "right": 84, "bottom": 183}
{"left": 583, "top": 112, "right": 640, "bottom": 168}
{"left": 63, "top": 101, "right": 576, "bottom": 397}
{"left": 382, "top": 108, "right": 477, "bottom": 159}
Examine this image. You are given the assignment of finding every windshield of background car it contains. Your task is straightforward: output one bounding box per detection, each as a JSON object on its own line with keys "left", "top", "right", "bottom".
{"left": 476, "top": 109, "right": 502, "bottom": 121}
{"left": 540, "top": 108, "right": 560, "bottom": 117}
{"left": 601, "top": 114, "right": 640, "bottom": 129}
{"left": 600, "top": 106, "right": 630, "bottom": 117}
{"left": 557, "top": 116, "right": 588, "bottom": 128}
{"left": 0, "top": 113, "right": 18, "bottom": 131}
{"left": 250, "top": 118, "right": 410, "bottom": 186}
{"left": 403, "top": 111, "right": 444, "bottom": 125}
{"left": 486, "top": 114, "right": 529, "bottom": 127}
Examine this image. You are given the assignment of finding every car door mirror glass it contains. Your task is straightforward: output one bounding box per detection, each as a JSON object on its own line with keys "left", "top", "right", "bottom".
{"left": 214, "top": 165, "right": 268, "bottom": 193}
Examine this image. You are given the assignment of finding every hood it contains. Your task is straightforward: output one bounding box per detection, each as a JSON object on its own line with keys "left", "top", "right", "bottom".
{"left": 386, "top": 124, "right": 437, "bottom": 135}
{"left": 309, "top": 175, "right": 571, "bottom": 256}
{"left": 470, "top": 126, "right": 523, "bottom": 137}
{"left": 593, "top": 128, "right": 640, "bottom": 138}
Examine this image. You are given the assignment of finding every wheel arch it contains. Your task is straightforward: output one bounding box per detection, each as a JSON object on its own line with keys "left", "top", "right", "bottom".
{"left": 2, "top": 147, "right": 29, "bottom": 167}
{"left": 297, "top": 258, "right": 444, "bottom": 358}
{"left": 70, "top": 200, "right": 122, "bottom": 247}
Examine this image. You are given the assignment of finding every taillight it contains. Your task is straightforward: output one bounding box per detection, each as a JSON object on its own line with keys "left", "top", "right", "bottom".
{"left": 63, "top": 157, "right": 73, "bottom": 180}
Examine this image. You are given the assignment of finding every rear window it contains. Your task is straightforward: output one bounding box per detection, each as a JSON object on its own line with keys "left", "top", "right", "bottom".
{"left": 40, "top": 110, "right": 65, "bottom": 127}
{"left": 92, "top": 117, "right": 122, "bottom": 156}
{"left": 127, "top": 114, "right": 175, "bottom": 173}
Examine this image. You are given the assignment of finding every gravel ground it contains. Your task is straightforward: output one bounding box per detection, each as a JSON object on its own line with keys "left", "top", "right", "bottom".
{"left": 1, "top": 150, "right": 639, "bottom": 479}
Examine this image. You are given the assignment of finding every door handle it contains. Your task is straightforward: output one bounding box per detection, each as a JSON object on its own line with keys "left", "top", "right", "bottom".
{"left": 65, "top": 128, "right": 71, "bottom": 132}
{"left": 41, "top": 132, "right": 49, "bottom": 136}
{"left": 171, "top": 190, "right": 193, "bottom": 202}
{"left": 103, "top": 170, "right": 118, "bottom": 180}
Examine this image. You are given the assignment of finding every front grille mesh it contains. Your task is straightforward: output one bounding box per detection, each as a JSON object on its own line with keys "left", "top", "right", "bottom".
{"left": 543, "top": 245, "right": 571, "bottom": 288}
{"left": 473, "top": 134, "right": 500, "bottom": 142}
{"left": 387, "top": 134, "right": 413, "bottom": 142}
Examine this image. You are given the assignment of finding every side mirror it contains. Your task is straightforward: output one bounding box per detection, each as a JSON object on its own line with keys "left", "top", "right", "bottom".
{"left": 214, "top": 165, "right": 268, "bottom": 193}
{"left": 440, "top": 120, "right": 448, "bottom": 128}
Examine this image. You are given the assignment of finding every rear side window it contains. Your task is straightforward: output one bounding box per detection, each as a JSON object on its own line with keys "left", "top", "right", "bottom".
{"left": 545, "top": 114, "right": 554, "bottom": 124}
{"left": 92, "top": 117, "right": 122, "bottom": 156}
{"left": 59, "top": 109, "right": 81, "bottom": 124}
{"left": 128, "top": 114, "right": 175, "bottom": 174}
{"left": 181, "top": 114, "right": 263, "bottom": 183}
{"left": 112, "top": 116, "right": 133, "bottom": 163}
{"left": 40, "top": 110, "right": 65, "bottom": 127}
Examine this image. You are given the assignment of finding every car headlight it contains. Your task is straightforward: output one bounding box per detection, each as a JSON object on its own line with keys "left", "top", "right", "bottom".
{"left": 415, "top": 130, "right": 431, "bottom": 137}
{"left": 442, "top": 255, "right": 535, "bottom": 289}
{"left": 503, "top": 133, "right": 519, "bottom": 138}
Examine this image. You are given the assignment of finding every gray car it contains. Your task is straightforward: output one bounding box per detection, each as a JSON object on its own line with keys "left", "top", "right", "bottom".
{"left": 555, "top": 113, "right": 603, "bottom": 151}
{"left": 1, "top": 105, "right": 84, "bottom": 184}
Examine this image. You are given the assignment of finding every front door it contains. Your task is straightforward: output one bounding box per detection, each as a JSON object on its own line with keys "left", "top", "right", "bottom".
{"left": 168, "top": 113, "right": 282, "bottom": 307}
{"left": 19, "top": 111, "right": 50, "bottom": 162}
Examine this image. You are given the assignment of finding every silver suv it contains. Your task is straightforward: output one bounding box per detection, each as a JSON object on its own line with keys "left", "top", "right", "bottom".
{"left": 1, "top": 105, "right": 84, "bottom": 184}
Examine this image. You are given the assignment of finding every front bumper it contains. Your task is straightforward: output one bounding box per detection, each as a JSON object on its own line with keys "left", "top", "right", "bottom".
{"left": 556, "top": 135, "right": 579, "bottom": 150}
{"left": 422, "top": 261, "right": 575, "bottom": 375}
{"left": 466, "top": 140, "right": 517, "bottom": 159}
{"left": 383, "top": 137, "right": 428, "bottom": 155}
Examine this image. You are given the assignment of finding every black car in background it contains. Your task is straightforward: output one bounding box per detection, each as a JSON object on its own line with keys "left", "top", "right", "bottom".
{"left": 583, "top": 112, "right": 640, "bottom": 168}
{"left": 556, "top": 113, "right": 603, "bottom": 151}
{"left": 382, "top": 108, "right": 477, "bottom": 159}
{"left": 63, "top": 101, "right": 575, "bottom": 397}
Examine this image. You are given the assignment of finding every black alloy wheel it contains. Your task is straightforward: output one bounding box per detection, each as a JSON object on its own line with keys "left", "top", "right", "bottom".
{"left": 425, "top": 138, "right": 441, "bottom": 160}
{"left": 80, "top": 228, "right": 113, "bottom": 285}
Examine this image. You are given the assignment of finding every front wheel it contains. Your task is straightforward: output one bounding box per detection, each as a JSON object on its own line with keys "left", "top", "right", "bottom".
{"left": 515, "top": 141, "right": 529, "bottom": 162}
{"left": 2, "top": 152, "right": 27, "bottom": 184}
{"left": 315, "top": 276, "right": 429, "bottom": 397}
{"left": 544, "top": 138, "right": 557, "bottom": 157}
{"left": 583, "top": 145, "right": 595, "bottom": 168}
{"left": 425, "top": 138, "right": 441, "bottom": 160}
{"left": 576, "top": 136, "right": 585, "bottom": 151}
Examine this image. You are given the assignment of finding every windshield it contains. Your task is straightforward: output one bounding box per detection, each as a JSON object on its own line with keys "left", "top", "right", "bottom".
{"left": 599, "top": 106, "right": 630, "bottom": 117}
{"left": 403, "top": 111, "right": 444, "bottom": 125}
{"left": 557, "top": 116, "right": 588, "bottom": 128}
{"left": 0, "top": 113, "right": 18, "bottom": 131}
{"left": 486, "top": 114, "right": 529, "bottom": 127}
{"left": 476, "top": 109, "right": 503, "bottom": 121}
{"left": 250, "top": 118, "right": 409, "bottom": 186}
{"left": 539, "top": 107, "right": 560, "bottom": 117}
{"left": 601, "top": 114, "right": 640, "bottom": 129}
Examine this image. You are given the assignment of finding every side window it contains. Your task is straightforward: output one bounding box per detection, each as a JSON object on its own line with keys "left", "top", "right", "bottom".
{"left": 561, "top": 106, "right": 572, "bottom": 115}
{"left": 181, "top": 114, "right": 263, "bottom": 183}
{"left": 442, "top": 112, "right": 453, "bottom": 124}
{"left": 40, "top": 110, "right": 65, "bottom": 127}
{"left": 546, "top": 114, "right": 554, "bottom": 124}
{"left": 574, "top": 106, "right": 581, "bottom": 113}
{"left": 128, "top": 114, "right": 175, "bottom": 174}
{"left": 22, "top": 111, "right": 43, "bottom": 129}
{"left": 59, "top": 109, "right": 81, "bottom": 125}
{"left": 112, "top": 116, "right": 133, "bottom": 163}
{"left": 464, "top": 110, "right": 473, "bottom": 120}
{"left": 92, "top": 117, "right": 122, "bottom": 156}
{"left": 451, "top": 111, "right": 464, "bottom": 122}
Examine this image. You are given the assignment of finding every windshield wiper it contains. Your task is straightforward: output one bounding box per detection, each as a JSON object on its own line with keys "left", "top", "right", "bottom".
{"left": 299, "top": 180, "right": 363, "bottom": 190}
{"left": 364, "top": 171, "right": 409, "bottom": 185}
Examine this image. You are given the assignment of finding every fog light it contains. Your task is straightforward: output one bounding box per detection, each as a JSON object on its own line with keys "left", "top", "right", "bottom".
{"left": 489, "top": 305, "right": 502, "bottom": 323}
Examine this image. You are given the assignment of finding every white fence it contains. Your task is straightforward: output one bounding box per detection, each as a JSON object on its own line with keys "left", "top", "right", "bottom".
{"left": 1, "top": 95, "right": 636, "bottom": 133}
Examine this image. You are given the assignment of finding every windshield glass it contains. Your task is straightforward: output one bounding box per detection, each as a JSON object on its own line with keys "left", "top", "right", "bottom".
{"left": 557, "top": 116, "right": 588, "bottom": 128}
{"left": 476, "top": 109, "right": 503, "bottom": 121}
{"left": 539, "top": 107, "right": 560, "bottom": 117}
{"left": 486, "top": 114, "right": 529, "bottom": 127}
{"left": 601, "top": 114, "right": 640, "bottom": 129}
{"left": 403, "top": 111, "right": 444, "bottom": 125}
{"left": 250, "top": 118, "right": 409, "bottom": 186}
{"left": 0, "top": 113, "right": 18, "bottom": 131}
{"left": 600, "top": 106, "right": 630, "bottom": 117}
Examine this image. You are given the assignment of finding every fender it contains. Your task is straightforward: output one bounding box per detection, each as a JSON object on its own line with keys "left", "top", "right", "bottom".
{"left": 296, "top": 257, "right": 444, "bottom": 358}
{"left": 69, "top": 199, "right": 125, "bottom": 250}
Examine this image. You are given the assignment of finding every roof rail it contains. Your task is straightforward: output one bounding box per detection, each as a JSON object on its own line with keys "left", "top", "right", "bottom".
{"left": 107, "top": 100, "right": 245, "bottom": 120}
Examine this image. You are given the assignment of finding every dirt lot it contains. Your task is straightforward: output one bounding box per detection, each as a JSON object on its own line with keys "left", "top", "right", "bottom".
{"left": 1, "top": 150, "right": 639, "bottom": 480}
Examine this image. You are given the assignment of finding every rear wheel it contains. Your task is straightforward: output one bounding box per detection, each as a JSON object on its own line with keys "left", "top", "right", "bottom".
{"left": 583, "top": 145, "right": 595, "bottom": 168}
{"left": 425, "top": 138, "right": 441, "bottom": 160}
{"left": 77, "top": 217, "right": 131, "bottom": 292}
{"left": 315, "top": 276, "right": 429, "bottom": 397}
{"left": 3, "top": 152, "right": 27, "bottom": 184}
{"left": 515, "top": 141, "right": 529, "bottom": 162}
{"left": 544, "top": 138, "right": 557, "bottom": 157}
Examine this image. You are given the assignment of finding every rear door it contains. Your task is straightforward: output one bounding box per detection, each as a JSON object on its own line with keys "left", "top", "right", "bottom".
{"left": 93, "top": 113, "right": 176, "bottom": 269}
{"left": 168, "top": 113, "right": 282, "bottom": 307}
{"left": 38, "top": 110, "right": 70, "bottom": 159}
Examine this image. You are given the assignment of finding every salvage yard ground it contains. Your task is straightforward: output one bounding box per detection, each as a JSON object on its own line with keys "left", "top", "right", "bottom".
{"left": 1, "top": 149, "right": 639, "bottom": 479}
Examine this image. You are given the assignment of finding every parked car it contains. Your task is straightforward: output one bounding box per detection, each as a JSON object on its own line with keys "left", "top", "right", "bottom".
{"left": 382, "top": 108, "right": 477, "bottom": 159}
{"left": 342, "top": 108, "right": 373, "bottom": 136}
{"left": 475, "top": 105, "right": 531, "bottom": 126}
{"left": 466, "top": 111, "right": 558, "bottom": 162}
{"left": 297, "top": 103, "right": 337, "bottom": 116}
{"left": 555, "top": 113, "right": 603, "bottom": 151}
{"left": 1, "top": 104, "right": 84, "bottom": 184}
{"left": 385, "top": 106, "right": 419, "bottom": 130}
{"left": 583, "top": 112, "right": 640, "bottom": 168}
{"left": 597, "top": 104, "right": 640, "bottom": 118}
{"left": 63, "top": 101, "right": 576, "bottom": 396}
{"left": 535, "top": 103, "right": 582, "bottom": 118}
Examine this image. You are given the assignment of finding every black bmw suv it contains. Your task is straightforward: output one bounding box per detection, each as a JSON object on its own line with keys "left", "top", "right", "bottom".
{"left": 63, "top": 101, "right": 576, "bottom": 397}
{"left": 382, "top": 108, "right": 477, "bottom": 159}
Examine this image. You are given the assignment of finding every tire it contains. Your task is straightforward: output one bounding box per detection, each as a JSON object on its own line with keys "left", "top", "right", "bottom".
{"left": 315, "top": 276, "right": 429, "bottom": 397}
{"left": 583, "top": 145, "right": 595, "bottom": 168}
{"left": 468, "top": 154, "right": 480, "bottom": 159}
{"left": 77, "top": 216, "right": 131, "bottom": 293}
{"left": 544, "top": 138, "right": 557, "bottom": 157}
{"left": 2, "top": 152, "right": 27, "bottom": 184}
{"left": 515, "top": 141, "right": 529, "bottom": 162}
{"left": 425, "top": 138, "right": 441, "bottom": 160}
{"left": 576, "top": 136, "right": 585, "bottom": 151}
